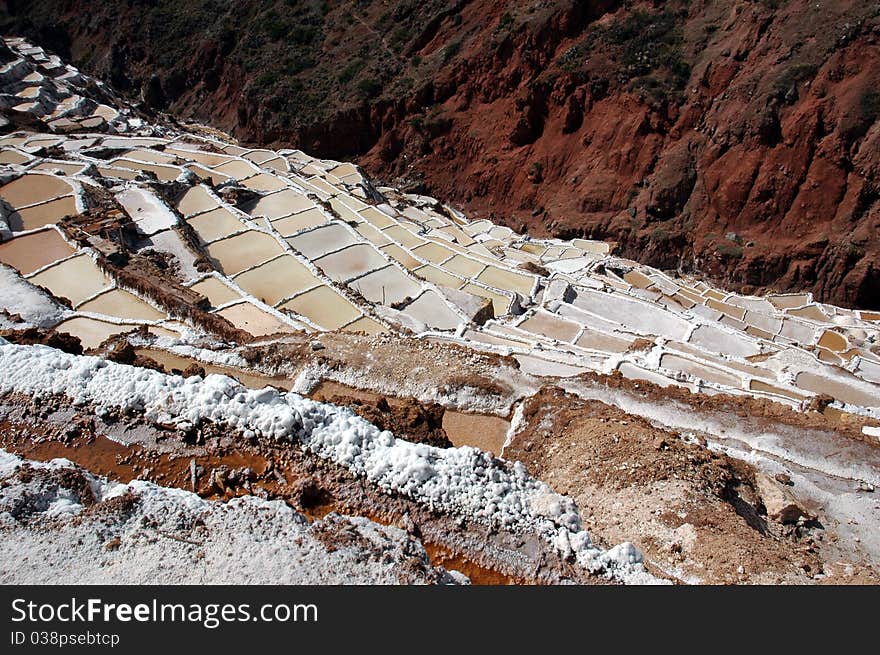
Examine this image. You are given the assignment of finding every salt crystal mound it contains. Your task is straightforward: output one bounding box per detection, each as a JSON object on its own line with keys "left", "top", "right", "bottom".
{"left": 0, "top": 342, "right": 662, "bottom": 584}
{"left": 0, "top": 450, "right": 453, "bottom": 584}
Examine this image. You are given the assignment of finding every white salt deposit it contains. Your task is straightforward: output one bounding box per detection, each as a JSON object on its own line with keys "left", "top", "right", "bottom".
{"left": 0, "top": 264, "right": 67, "bottom": 327}
{"left": 0, "top": 450, "right": 456, "bottom": 585}
{"left": 0, "top": 343, "right": 660, "bottom": 584}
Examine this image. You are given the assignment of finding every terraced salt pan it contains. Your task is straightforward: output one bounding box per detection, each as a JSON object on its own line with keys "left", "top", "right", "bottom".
{"left": 189, "top": 276, "right": 241, "bottom": 308}
{"left": 463, "top": 219, "right": 494, "bottom": 236}
{"left": 412, "top": 241, "right": 455, "bottom": 266}
{"left": 437, "top": 226, "right": 476, "bottom": 247}
{"left": 817, "top": 330, "right": 848, "bottom": 352}
{"left": 328, "top": 197, "right": 364, "bottom": 223}
{"left": 204, "top": 231, "right": 284, "bottom": 276}
{"left": 360, "top": 206, "right": 396, "bottom": 229}
{"left": 212, "top": 159, "right": 260, "bottom": 180}
{"left": 221, "top": 144, "right": 249, "bottom": 156}
{"left": 232, "top": 256, "right": 319, "bottom": 306}
{"left": 659, "top": 352, "right": 743, "bottom": 389}
{"left": 95, "top": 165, "right": 139, "bottom": 181}
{"left": 779, "top": 318, "right": 817, "bottom": 343}
{"left": 8, "top": 195, "right": 79, "bottom": 231}
{"left": 77, "top": 288, "right": 165, "bottom": 321}
{"left": 575, "top": 330, "right": 634, "bottom": 353}
{"left": 174, "top": 185, "right": 218, "bottom": 217}
{"left": 272, "top": 209, "right": 328, "bottom": 236}
{"left": 315, "top": 244, "right": 388, "bottom": 282}
{"left": 857, "top": 358, "right": 880, "bottom": 385}
{"left": 383, "top": 224, "right": 425, "bottom": 249}
{"left": 327, "top": 162, "right": 359, "bottom": 179}
{"left": 241, "top": 149, "right": 279, "bottom": 165}
{"left": 279, "top": 285, "right": 361, "bottom": 330}
{"left": 769, "top": 293, "right": 812, "bottom": 309}
{"left": 414, "top": 264, "right": 462, "bottom": 290}
{"left": 464, "top": 328, "right": 530, "bottom": 350}
{"left": 349, "top": 266, "right": 422, "bottom": 306}
{"left": 28, "top": 254, "right": 111, "bottom": 306}
{"left": 706, "top": 298, "right": 746, "bottom": 320}
{"left": 0, "top": 149, "right": 32, "bottom": 165}
{"left": 334, "top": 192, "right": 369, "bottom": 211}
{"left": 187, "top": 207, "right": 246, "bottom": 244}
{"left": 287, "top": 223, "right": 360, "bottom": 259}
{"left": 92, "top": 105, "right": 118, "bottom": 122}
{"left": 354, "top": 222, "right": 392, "bottom": 246}
{"left": 518, "top": 310, "right": 581, "bottom": 343}
{"left": 216, "top": 301, "right": 295, "bottom": 337}
{"left": 115, "top": 187, "right": 176, "bottom": 236}
{"left": 749, "top": 379, "right": 808, "bottom": 402}
{"left": 0, "top": 172, "right": 73, "bottom": 208}
{"left": 54, "top": 316, "right": 142, "bottom": 350}
{"left": 123, "top": 148, "right": 177, "bottom": 164}
{"left": 689, "top": 324, "right": 761, "bottom": 358}
{"left": 744, "top": 310, "right": 782, "bottom": 334}
{"left": 109, "top": 159, "right": 182, "bottom": 182}
{"left": 165, "top": 146, "right": 234, "bottom": 168}
{"left": 795, "top": 371, "right": 879, "bottom": 409}
{"left": 401, "top": 291, "right": 462, "bottom": 331}
{"left": 185, "top": 163, "right": 231, "bottom": 186}
{"left": 304, "top": 176, "right": 340, "bottom": 197}
{"left": 240, "top": 172, "right": 288, "bottom": 192}
{"left": 571, "top": 239, "right": 611, "bottom": 255}
{"left": 617, "top": 362, "right": 682, "bottom": 388}
{"left": 381, "top": 243, "right": 422, "bottom": 270}
{"left": 571, "top": 289, "right": 691, "bottom": 341}
{"left": 476, "top": 266, "right": 535, "bottom": 296}
{"left": 443, "top": 254, "right": 485, "bottom": 277}
{"left": 256, "top": 156, "right": 289, "bottom": 173}
{"left": 243, "top": 189, "right": 314, "bottom": 220}
{"left": 461, "top": 284, "right": 509, "bottom": 317}
{"left": 15, "top": 84, "right": 41, "bottom": 98}
{"left": 343, "top": 315, "right": 387, "bottom": 335}
{"left": 515, "top": 354, "right": 592, "bottom": 377}
{"left": 668, "top": 341, "right": 773, "bottom": 380}
{"left": 296, "top": 165, "right": 325, "bottom": 178}
{"left": 788, "top": 305, "right": 829, "bottom": 322}
{"left": 442, "top": 411, "right": 510, "bottom": 455}
{"left": 0, "top": 228, "right": 74, "bottom": 275}
{"left": 0, "top": 135, "right": 28, "bottom": 148}
{"left": 30, "top": 161, "right": 84, "bottom": 175}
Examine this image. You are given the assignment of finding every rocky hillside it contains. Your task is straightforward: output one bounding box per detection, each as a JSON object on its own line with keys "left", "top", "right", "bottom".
{"left": 2, "top": 0, "right": 878, "bottom": 308}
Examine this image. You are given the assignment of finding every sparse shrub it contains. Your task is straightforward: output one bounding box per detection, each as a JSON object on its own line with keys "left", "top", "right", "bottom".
{"left": 860, "top": 90, "right": 880, "bottom": 127}
{"left": 442, "top": 39, "right": 461, "bottom": 63}
{"left": 496, "top": 12, "right": 514, "bottom": 33}
{"left": 357, "top": 76, "right": 382, "bottom": 99}
{"left": 717, "top": 243, "right": 743, "bottom": 259}
{"left": 264, "top": 11, "right": 287, "bottom": 40}
{"left": 528, "top": 161, "right": 544, "bottom": 183}
{"left": 256, "top": 70, "right": 280, "bottom": 89}
{"left": 390, "top": 26, "right": 413, "bottom": 52}
{"left": 338, "top": 59, "right": 365, "bottom": 84}
{"left": 556, "top": 8, "right": 690, "bottom": 107}
{"left": 650, "top": 227, "right": 672, "bottom": 243}
{"left": 772, "top": 62, "right": 818, "bottom": 104}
